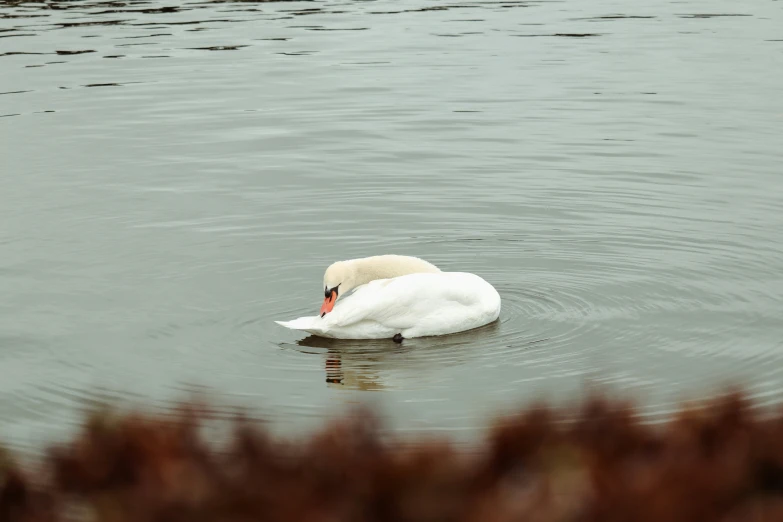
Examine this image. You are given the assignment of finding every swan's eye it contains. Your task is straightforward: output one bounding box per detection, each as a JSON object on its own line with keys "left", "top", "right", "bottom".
{"left": 324, "top": 285, "right": 339, "bottom": 298}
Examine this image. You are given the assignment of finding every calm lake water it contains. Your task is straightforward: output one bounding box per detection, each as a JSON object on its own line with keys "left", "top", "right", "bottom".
{"left": 2, "top": 0, "right": 783, "bottom": 453}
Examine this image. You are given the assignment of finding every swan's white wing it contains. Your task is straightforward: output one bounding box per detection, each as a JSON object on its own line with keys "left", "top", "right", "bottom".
{"left": 327, "top": 278, "right": 422, "bottom": 330}
{"left": 275, "top": 317, "right": 332, "bottom": 336}
{"left": 275, "top": 316, "right": 319, "bottom": 330}
{"left": 275, "top": 278, "right": 424, "bottom": 338}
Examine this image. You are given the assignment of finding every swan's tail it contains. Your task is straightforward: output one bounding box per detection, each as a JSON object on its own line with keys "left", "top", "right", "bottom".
{"left": 275, "top": 316, "right": 329, "bottom": 336}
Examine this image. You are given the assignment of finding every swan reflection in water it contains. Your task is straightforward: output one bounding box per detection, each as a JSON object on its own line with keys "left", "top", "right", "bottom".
{"left": 285, "top": 321, "right": 507, "bottom": 390}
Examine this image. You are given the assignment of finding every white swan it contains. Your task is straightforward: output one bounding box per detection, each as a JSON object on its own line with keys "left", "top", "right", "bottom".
{"left": 275, "top": 255, "right": 501, "bottom": 341}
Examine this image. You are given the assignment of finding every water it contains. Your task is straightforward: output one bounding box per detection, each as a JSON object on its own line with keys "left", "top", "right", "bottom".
{"left": 2, "top": 0, "right": 783, "bottom": 453}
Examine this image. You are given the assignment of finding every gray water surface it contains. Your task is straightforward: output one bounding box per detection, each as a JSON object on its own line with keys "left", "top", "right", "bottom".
{"left": 2, "top": 0, "right": 783, "bottom": 453}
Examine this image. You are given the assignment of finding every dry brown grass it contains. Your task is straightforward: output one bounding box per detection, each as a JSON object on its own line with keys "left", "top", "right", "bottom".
{"left": 2, "top": 391, "right": 783, "bottom": 522}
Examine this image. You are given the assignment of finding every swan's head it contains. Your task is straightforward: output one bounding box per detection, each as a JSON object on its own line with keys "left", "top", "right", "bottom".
{"left": 320, "top": 260, "right": 355, "bottom": 317}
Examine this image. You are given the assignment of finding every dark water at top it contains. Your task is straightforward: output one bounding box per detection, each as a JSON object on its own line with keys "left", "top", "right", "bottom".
{"left": 1, "top": 0, "right": 782, "bottom": 453}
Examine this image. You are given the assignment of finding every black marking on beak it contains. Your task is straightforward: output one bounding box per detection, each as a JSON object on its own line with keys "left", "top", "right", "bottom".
{"left": 321, "top": 285, "right": 340, "bottom": 317}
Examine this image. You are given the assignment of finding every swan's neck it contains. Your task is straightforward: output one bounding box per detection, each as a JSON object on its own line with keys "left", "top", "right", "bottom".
{"left": 348, "top": 255, "right": 441, "bottom": 289}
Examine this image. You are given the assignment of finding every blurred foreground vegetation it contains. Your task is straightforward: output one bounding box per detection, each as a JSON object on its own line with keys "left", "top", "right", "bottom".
{"left": 2, "top": 390, "right": 783, "bottom": 521}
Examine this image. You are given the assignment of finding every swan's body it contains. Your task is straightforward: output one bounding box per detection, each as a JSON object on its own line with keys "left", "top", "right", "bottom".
{"left": 275, "top": 255, "right": 501, "bottom": 340}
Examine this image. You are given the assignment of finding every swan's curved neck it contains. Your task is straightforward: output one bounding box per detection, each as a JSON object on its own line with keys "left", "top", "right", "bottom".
{"left": 346, "top": 255, "right": 441, "bottom": 290}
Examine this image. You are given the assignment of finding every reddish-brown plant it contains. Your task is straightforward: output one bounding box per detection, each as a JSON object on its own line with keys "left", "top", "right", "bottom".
{"left": 2, "top": 391, "right": 783, "bottom": 522}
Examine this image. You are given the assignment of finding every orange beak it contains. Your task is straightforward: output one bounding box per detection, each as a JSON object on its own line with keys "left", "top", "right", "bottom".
{"left": 320, "top": 290, "right": 337, "bottom": 317}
